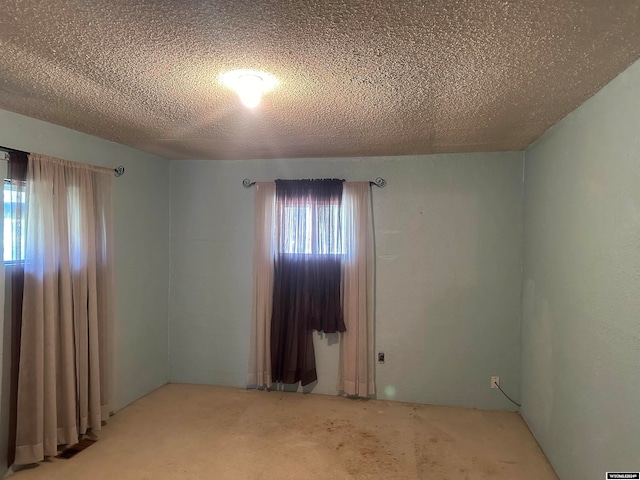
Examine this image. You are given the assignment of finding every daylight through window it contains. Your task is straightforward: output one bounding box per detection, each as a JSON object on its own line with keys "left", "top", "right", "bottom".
{"left": 280, "top": 203, "right": 344, "bottom": 255}
{"left": 4, "top": 180, "right": 25, "bottom": 263}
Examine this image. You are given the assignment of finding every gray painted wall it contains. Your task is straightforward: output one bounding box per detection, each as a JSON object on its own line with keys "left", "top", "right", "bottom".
{"left": 169, "top": 152, "right": 524, "bottom": 410}
{"left": 521, "top": 58, "right": 640, "bottom": 478}
{"left": 0, "top": 109, "right": 170, "bottom": 471}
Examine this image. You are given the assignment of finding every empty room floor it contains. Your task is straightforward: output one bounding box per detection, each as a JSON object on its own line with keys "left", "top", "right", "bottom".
{"left": 10, "top": 384, "right": 557, "bottom": 480}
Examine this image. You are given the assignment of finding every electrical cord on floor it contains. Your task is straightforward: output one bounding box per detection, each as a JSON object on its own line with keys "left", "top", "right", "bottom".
{"left": 494, "top": 382, "right": 522, "bottom": 408}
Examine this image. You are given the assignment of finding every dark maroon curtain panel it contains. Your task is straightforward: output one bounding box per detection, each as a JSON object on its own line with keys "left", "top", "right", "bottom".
{"left": 7, "top": 150, "right": 27, "bottom": 467}
{"left": 270, "top": 179, "right": 346, "bottom": 386}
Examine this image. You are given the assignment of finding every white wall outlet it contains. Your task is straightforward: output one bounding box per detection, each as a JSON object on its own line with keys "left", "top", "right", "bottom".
{"left": 491, "top": 376, "right": 500, "bottom": 389}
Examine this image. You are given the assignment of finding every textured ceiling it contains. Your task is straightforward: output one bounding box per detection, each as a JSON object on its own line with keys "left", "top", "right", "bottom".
{"left": 1, "top": 1, "right": 639, "bottom": 160}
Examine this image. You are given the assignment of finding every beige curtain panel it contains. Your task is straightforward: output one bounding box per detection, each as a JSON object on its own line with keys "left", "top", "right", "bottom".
{"left": 247, "top": 182, "right": 275, "bottom": 388}
{"left": 14, "top": 154, "right": 115, "bottom": 465}
{"left": 337, "top": 182, "right": 376, "bottom": 397}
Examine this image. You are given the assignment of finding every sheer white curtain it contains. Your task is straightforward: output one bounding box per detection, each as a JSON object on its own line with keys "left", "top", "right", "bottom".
{"left": 338, "top": 182, "right": 375, "bottom": 397}
{"left": 247, "top": 182, "right": 275, "bottom": 388}
{"left": 15, "top": 154, "right": 115, "bottom": 465}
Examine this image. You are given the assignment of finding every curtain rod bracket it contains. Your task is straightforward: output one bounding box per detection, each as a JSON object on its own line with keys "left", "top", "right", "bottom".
{"left": 114, "top": 166, "right": 125, "bottom": 177}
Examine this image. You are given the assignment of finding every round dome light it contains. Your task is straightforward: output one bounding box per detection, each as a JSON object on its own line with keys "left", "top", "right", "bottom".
{"left": 221, "top": 70, "right": 278, "bottom": 108}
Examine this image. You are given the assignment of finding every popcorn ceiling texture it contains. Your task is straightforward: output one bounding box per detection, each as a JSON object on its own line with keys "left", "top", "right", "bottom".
{"left": 1, "top": 0, "right": 639, "bottom": 160}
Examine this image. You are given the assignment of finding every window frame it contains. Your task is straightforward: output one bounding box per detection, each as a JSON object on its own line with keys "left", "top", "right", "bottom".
{"left": 3, "top": 178, "right": 26, "bottom": 266}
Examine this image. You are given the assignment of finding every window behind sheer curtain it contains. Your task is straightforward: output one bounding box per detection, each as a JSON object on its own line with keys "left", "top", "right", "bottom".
{"left": 280, "top": 203, "right": 344, "bottom": 254}
{"left": 275, "top": 179, "right": 344, "bottom": 257}
{"left": 4, "top": 179, "right": 26, "bottom": 264}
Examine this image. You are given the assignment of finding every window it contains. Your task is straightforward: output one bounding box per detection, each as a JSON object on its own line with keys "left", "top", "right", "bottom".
{"left": 4, "top": 179, "right": 25, "bottom": 264}
{"left": 274, "top": 179, "right": 345, "bottom": 257}
{"left": 280, "top": 203, "right": 345, "bottom": 255}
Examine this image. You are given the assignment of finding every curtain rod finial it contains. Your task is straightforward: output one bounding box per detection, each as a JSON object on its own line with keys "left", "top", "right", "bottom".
{"left": 114, "top": 166, "right": 125, "bottom": 177}
{"left": 242, "top": 178, "right": 255, "bottom": 188}
{"left": 372, "top": 177, "right": 386, "bottom": 188}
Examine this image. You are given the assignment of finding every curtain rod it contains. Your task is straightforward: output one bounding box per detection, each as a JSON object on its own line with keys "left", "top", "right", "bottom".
{"left": 0, "top": 145, "right": 125, "bottom": 177}
{"left": 242, "top": 177, "right": 386, "bottom": 188}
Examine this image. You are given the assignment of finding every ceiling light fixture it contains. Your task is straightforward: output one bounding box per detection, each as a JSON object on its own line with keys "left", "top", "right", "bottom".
{"left": 221, "top": 69, "right": 278, "bottom": 108}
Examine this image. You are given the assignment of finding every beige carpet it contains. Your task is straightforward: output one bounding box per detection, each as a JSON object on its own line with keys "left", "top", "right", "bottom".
{"left": 10, "top": 384, "right": 557, "bottom": 479}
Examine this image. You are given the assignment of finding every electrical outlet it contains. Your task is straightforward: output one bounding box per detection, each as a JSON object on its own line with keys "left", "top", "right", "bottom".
{"left": 491, "top": 376, "right": 500, "bottom": 389}
{"left": 378, "top": 352, "right": 385, "bottom": 363}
